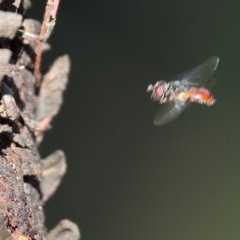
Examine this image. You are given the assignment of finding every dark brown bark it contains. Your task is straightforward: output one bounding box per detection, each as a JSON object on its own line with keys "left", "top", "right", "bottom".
{"left": 0, "top": 1, "right": 80, "bottom": 239}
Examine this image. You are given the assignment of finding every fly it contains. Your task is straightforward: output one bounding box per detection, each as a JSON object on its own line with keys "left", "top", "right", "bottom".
{"left": 147, "top": 56, "right": 219, "bottom": 125}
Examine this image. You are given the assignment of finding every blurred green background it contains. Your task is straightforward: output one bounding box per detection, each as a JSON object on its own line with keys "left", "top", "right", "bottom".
{"left": 31, "top": 0, "right": 240, "bottom": 239}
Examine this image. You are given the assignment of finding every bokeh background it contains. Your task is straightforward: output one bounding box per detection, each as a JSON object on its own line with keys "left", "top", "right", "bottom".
{"left": 30, "top": 0, "right": 240, "bottom": 239}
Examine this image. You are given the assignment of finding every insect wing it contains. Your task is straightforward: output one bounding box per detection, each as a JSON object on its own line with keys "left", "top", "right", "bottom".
{"left": 180, "top": 56, "right": 219, "bottom": 87}
{"left": 153, "top": 100, "right": 189, "bottom": 125}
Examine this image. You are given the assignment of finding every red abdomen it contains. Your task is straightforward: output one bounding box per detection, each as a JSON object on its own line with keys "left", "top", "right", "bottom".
{"left": 188, "top": 88, "right": 215, "bottom": 105}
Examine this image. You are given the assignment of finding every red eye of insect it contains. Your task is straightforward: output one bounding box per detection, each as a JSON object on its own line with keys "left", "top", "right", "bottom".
{"left": 155, "top": 84, "right": 164, "bottom": 99}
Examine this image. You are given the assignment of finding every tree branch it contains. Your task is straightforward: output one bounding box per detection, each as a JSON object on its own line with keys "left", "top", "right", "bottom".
{"left": 0, "top": 1, "right": 79, "bottom": 239}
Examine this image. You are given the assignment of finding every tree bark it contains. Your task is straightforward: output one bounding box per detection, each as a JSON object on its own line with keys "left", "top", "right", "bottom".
{"left": 0, "top": 1, "right": 80, "bottom": 239}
